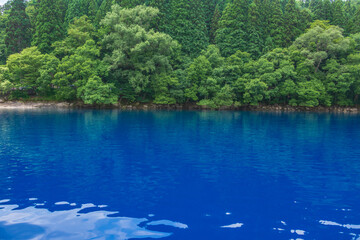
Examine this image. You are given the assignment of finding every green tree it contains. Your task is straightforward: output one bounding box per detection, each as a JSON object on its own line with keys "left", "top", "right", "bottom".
{"left": 346, "top": 49, "right": 360, "bottom": 103}
{"left": 95, "top": 0, "right": 113, "bottom": 25}
{"left": 6, "top": 47, "right": 44, "bottom": 90}
{"left": 267, "top": 0, "right": 284, "bottom": 50}
{"left": 323, "top": 58, "right": 353, "bottom": 105}
{"left": 164, "top": 0, "right": 208, "bottom": 57}
{"left": 78, "top": 75, "right": 117, "bottom": 104}
{"left": 247, "top": 2, "right": 262, "bottom": 58}
{"left": 0, "top": 8, "right": 9, "bottom": 64}
{"left": 0, "top": 65, "right": 12, "bottom": 97}
{"left": 296, "top": 79, "right": 330, "bottom": 107}
{"left": 283, "top": 0, "right": 301, "bottom": 47}
{"left": 53, "top": 39, "right": 106, "bottom": 101}
{"left": 348, "top": 7, "right": 360, "bottom": 34}
{"left": 215, "top": 0, "right": 248, "bottom": 57}
{"left": 332, "top": 0, "right": 345, "bottom": 28}
{"left": 102, "top": 5, "right": 180, "bottom": 100}
{"left": 33, "top": 0, "right": 65, "bottom": 53}
{"left": 87, "top": 0, "right": 99, "bottom": 22}
{"left": 209, "top": 4, "right": 221, "bottom": 44}
{"left": 310, "top": 0, "right": 324, "bottom": 20}
{"left": 291, "top": 24, "right": 350, "bottom": 73}
{"left": 36, "top": 54, "right": 60, "bottom": 96}
{"left": 5, "top": 0, "right": 32, "bottom": 57}
{"left": 185, "top": 55, "right": 212, "bottom": 101}
{"left": 53, "top": 16, "right": 96, "bottom": 59}
{"left": 323, "top": 0, "right": 332, "bottom": 21}
{"left": 65, "top": 0, "right": 87, "bottom": 24}
{"left": 203, "top": 0, "right": 216, "bottom": 38}
{"left": 242, "top": 78, "right": 268, "bottom": 105}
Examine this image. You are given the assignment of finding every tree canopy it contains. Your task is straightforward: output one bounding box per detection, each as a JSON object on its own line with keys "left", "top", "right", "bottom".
{"left": 1, "top": 0, "right": 360, "bottom": 107}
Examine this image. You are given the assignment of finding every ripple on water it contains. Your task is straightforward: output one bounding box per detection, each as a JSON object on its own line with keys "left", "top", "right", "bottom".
{"left": 0, "top": 201, "right": 188, "bottom": 240}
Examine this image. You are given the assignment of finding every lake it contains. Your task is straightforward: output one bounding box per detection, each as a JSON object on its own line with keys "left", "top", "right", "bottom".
{"left": 0, "top": 110, "right": 360, "bottom": 240}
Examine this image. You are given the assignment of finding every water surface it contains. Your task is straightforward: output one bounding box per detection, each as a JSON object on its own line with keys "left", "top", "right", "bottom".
{"left": 0, "top": 110, "right": 360, "bottom": 239}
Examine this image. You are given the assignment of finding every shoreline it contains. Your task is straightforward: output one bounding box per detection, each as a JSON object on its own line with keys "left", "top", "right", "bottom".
{"left": 0, "top": 100, "right": 359, "bottom": 113}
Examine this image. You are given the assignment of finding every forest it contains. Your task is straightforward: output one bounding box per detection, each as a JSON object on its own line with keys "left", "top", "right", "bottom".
{"left": 1, "top": 0, "right": 360, "bottom": 107}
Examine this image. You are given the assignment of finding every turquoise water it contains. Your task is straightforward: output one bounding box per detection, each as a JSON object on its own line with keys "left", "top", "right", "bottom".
{"left": 0, "top": 110, "right": 360, "bottom": 239}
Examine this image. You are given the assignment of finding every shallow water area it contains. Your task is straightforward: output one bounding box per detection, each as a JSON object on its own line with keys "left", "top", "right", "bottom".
{"left": 1, "top": 109, "right": 360, "bottom": 239}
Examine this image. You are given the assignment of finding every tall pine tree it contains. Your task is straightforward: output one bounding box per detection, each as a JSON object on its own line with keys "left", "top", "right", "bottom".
{"left": 323, "top": 0, "right": 332, "bottom": 21}
{"left": 267, "top": 0, "right": 284, "bottom": 49}
{"left": 247, "top": 2, "right": 262, "bottom": 58}
{"left": 32, "top": 0, "right": 65, "bottom": 53}
{"left": 215, "top": 0, "right": 248, "bottom": 57}
{"left": 65, "top": 0, "right": 87, "bottom": 24}
{"left": 310, "top": 0, "right": 324, "bottom": 20}
{"left": 209, "top": 4, "right": 221, "bottom": 44}
{"left": 282, "top": 0, "right": 301, "bottom": 47}
{"left": 348, "top": 7, "right": 360, "bottom": 34}
{"left": 5, "top": 0, "right": 32, "bottom": 57}
{"left": 165, "top": 0, "right": 208, "bottom": 57}
{"left": 202, "top": 0, "right": 217, "bottom": 39}
{"left": 95, "top": 0, "right": 113, "bottom": 25}
{"left": 332, "top": 0, "right": 345, "bottom": 28}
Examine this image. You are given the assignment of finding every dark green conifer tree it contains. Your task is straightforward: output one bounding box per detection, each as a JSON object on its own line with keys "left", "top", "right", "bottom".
{"left": 282, "top": 0, "right": 301, "bottom": 47}
{"left": 323, "top": 0, "right": 332, "bottom": 21}
{"left": 332, "top": 0, "right": 345, "bottom": 28}
{"left": 247, "top": 2, "right": 262, "bottom": 58}
{"left": 4, "top": 0, "right": 32, "bottom": 57}
{"left": 95, "top": 0, "right": 113, "bottom": 25}
{"left": 65, "top": 0, "right": 87, "bottom": 24}
{"left": 165, "top": 0, "right": 208, "bottom": 57}
{"left": 32, "top": 0, "right": 65, "bottom": 53}
{"left": 147, "top": 0, "right": 169, "bottom": 32}
{"left": 203, "top": 0, "right": 217, "bottom": 38}
{"left": 255, "top": 0, "right": 269, "bottom": 38}
{"left": 215, "top": 0, "right": 248, "bottom": 57}
{"left": 348, "top": 7, "right": 360, "bottom": 34}
{"left": 87, "top": 0, "right": 99, "bottom": 22}
{"left": 267, "top": 0, "right": 284, "bottom": 49}
{"left": 310, "top": 0, "right": 324, "bottom": 20}
{"left": 209, "top": 4, "right": 221, "bottom": 44}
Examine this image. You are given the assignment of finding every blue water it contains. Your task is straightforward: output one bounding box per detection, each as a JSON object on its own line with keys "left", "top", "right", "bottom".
{"left": 0, "top": 110, "right": 360, "bottom": 240}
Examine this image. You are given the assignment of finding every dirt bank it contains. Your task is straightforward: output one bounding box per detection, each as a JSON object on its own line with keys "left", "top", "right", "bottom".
{"left": 0, "top": 100, "right": 359, "bottom": 113}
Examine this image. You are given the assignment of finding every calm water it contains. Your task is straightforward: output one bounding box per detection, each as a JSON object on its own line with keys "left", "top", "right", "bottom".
{"left": 0, "top": 110, "right": 360, "bottom": 240}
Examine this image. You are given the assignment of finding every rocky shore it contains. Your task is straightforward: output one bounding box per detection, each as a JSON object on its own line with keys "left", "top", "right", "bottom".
{"left": 0, "top": 100, "right": 359, "bottom": 113}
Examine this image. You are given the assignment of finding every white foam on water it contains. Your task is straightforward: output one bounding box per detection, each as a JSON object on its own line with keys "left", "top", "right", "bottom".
{"left": 221, "top": 223, "right": 244, "bottom": 228}
{"left": 320, "top": 220, "right": 360, "bottom": 230}
{"left": 281, "top": 221, "right": 286, "bottom": 225}
{"left": 82, "top": 203, "right": 96, "bottom": 208}
{"left": 29, "top": 198, "right": 38, "bottom": 201}
{"left": 147, "top": 220, "right": 188, "bottom": 229}
{"left": 273, "top": 228, "right": 285, "bottom": 231}
{"left": 225, "top": 212, "right": 231, "bottom": 215}
{"left": 0, "top": 203, "right": 187, "bottom": 240}
{"left": 98, "top": 205, "right": 107, "bottom": 208}
{"left": 54, "top": 201, "right": 70, "bottom": 205}
{"left": 148, "top": 214, "right": 155, "bottom": 217}
{"left": 0, "top": 199, "right": 10, "bottom": 204}
{"left": 342, "top": 209, "right": 352, "bottom": 212}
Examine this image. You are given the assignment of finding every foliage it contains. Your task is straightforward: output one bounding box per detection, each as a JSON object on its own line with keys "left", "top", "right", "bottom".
{"left": 32, "top": 0, "right": 65, "bottom": 53}
{"left": 5, "top": 0, "right": 32, "bottom": 57}
{"left": 1, "top": 0, "right": 360, "bottom": 107}
{"left": 102, "top": 5, "right": 180, "bottom": 101}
